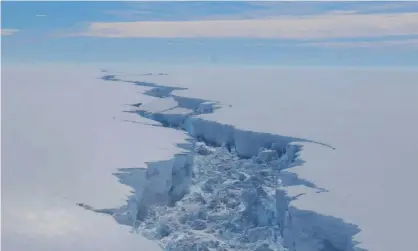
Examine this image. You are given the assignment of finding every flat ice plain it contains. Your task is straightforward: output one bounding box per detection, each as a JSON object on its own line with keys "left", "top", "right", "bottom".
{"left": 2, "top": 66, "right": 174, "bottom": 251}
{"left": 2, "top": 65, "right": 418, "bottom": 251}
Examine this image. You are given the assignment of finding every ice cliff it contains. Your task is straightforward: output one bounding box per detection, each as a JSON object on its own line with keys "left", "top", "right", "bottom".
{"left": 78, "top": 74, "right": 363, "bottom": 251}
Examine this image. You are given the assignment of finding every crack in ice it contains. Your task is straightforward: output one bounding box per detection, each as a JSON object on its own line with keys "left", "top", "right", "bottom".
{"left": 78, "top": 73, "right": 362, "bottom": 251}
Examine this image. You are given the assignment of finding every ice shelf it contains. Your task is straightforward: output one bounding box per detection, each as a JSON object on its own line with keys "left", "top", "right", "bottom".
{"left": 78, "top": 74, "right": 364, "bottom": 251}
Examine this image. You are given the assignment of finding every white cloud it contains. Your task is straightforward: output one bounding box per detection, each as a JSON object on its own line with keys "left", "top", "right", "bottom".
{"left": 75, "top": 12, "right": 418, "bottom": 39}
{"left": 36, "top": 14, "right": 47, "bottom": 17}
{"left": 301, "top": 38, "right": 418, "bottom": 49}
{"left": 1, "top": 29, "right": 19, "bottom": 36}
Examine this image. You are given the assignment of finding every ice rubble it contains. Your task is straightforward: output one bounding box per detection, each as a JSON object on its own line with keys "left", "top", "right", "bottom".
{"left": 79, "top": 75, "right": 363, "bottom": 251}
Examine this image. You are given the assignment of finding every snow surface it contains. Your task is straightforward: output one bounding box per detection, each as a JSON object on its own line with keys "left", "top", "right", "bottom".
{"left": 1, "top": 66, "right": 190, "bottom": 251}
{"left": 2, "top": 65, "right": 418, "bottom": 251}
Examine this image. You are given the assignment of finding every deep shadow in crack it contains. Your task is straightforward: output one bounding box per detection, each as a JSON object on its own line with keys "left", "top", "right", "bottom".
{"left": 100, "top": 74, "right": 187, "bottom": 94}
{"left": 101, "top": 74, "right": 335, "bottom": 151}
{"left": 286, "top": 207, "right": 362, "bottom": 251}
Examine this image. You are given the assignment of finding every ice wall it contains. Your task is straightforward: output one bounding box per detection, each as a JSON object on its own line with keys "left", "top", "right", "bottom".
{"left": 80, "top": 74, "right": 364, "bottom": 251}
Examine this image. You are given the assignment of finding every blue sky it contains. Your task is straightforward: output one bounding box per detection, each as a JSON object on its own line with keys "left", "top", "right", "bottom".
{"left": 2, "top": 1, "right": 418, "bottom": 67}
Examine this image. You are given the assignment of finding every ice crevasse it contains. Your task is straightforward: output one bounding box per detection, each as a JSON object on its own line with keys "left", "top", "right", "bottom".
{"left": 79, "top": 74, "right": 363, "bottom": 251}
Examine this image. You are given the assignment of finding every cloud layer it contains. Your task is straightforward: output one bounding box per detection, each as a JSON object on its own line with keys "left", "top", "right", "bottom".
{"left": 303, "top": 38, "right": 418, "bottom": 49}
{"left": 76, "top": 12, "right": 418, "bottom": 39}
{"left": 1, "top": 29, "right": 19, "bottom": 36}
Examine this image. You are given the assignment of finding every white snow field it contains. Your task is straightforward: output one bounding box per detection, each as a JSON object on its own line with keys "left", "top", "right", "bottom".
{"left": 1, "top": 65, "right": 189, "bottom": 251}
{"left": 2, "top": 65, "right": 418, "bottom": 251}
